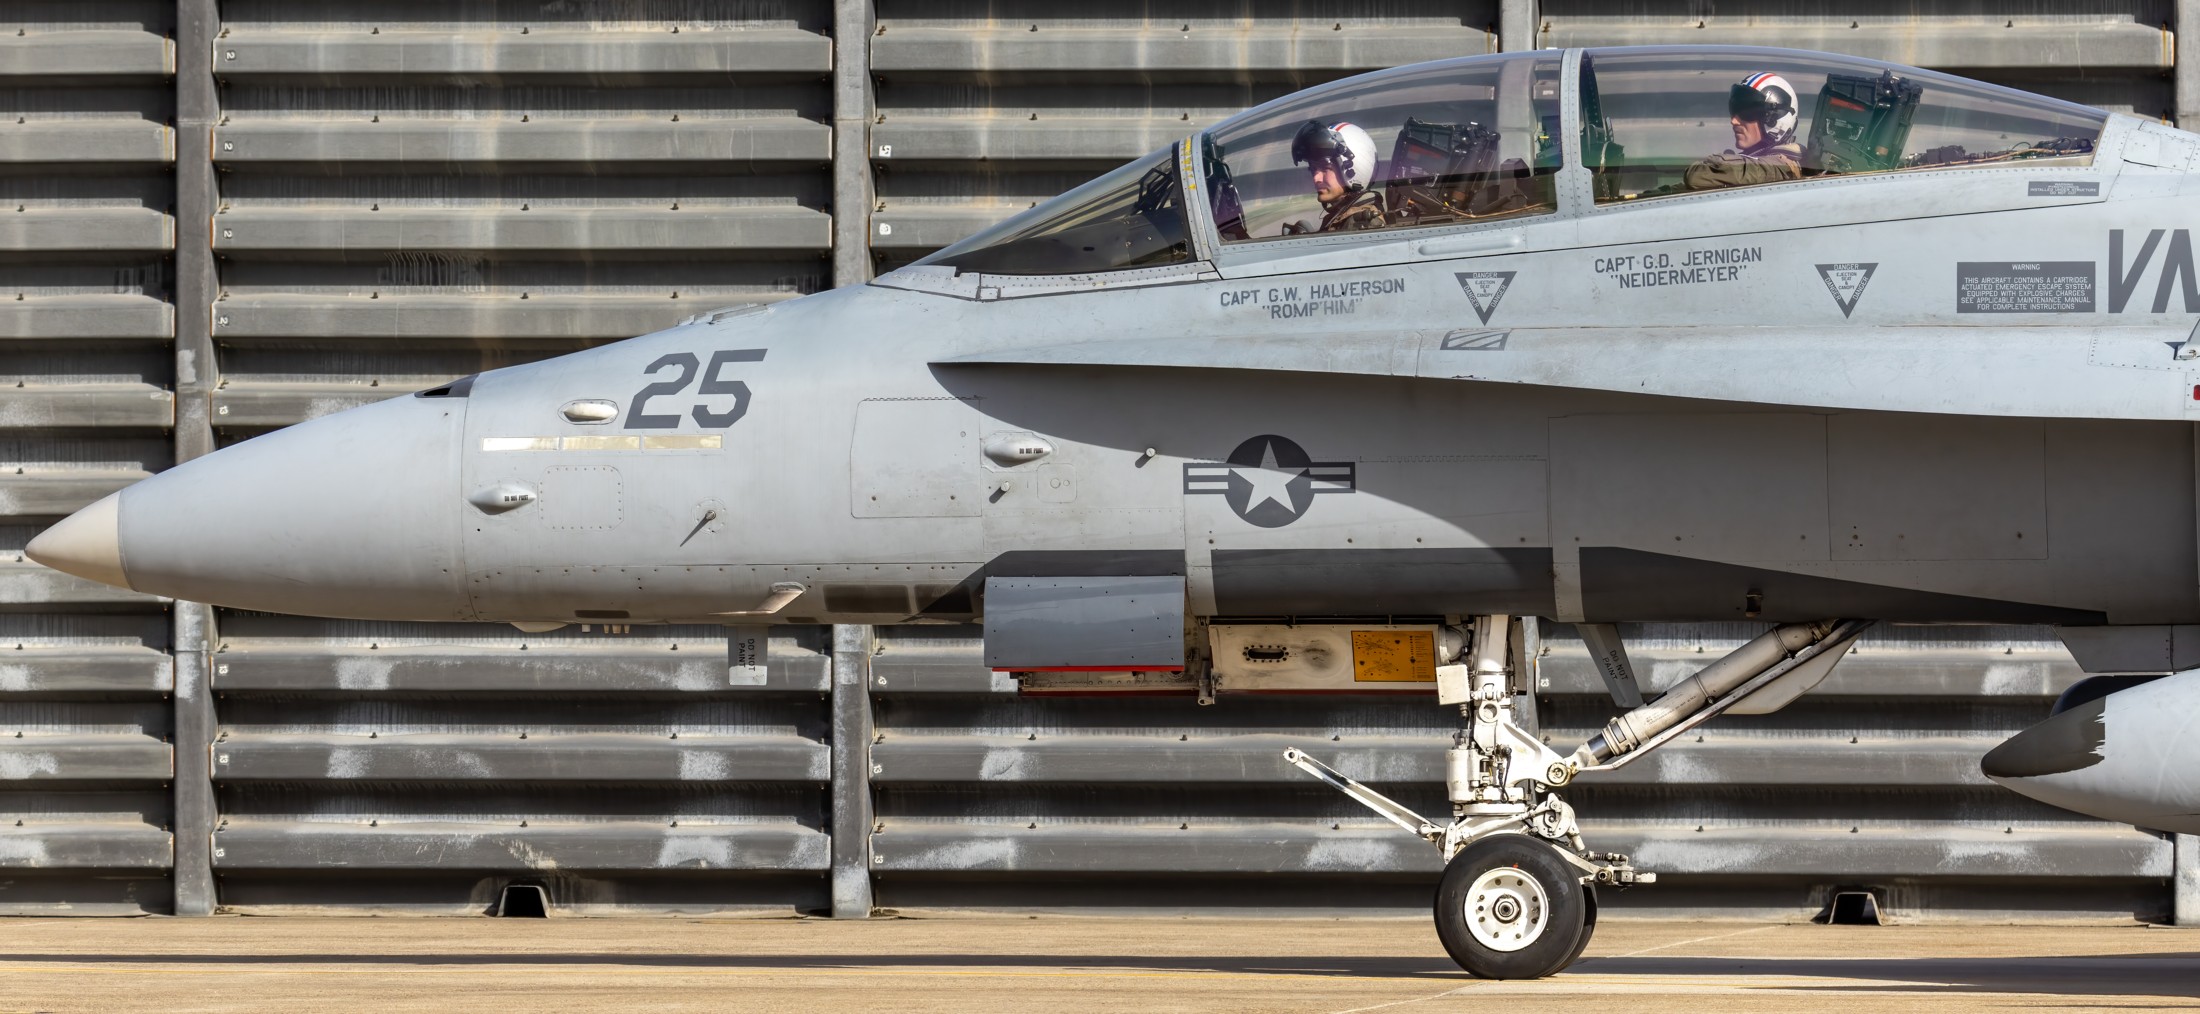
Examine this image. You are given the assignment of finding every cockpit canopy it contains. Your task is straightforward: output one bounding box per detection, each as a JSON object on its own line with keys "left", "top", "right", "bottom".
{"left": 1205, "top": 53, "right": 1567, "bottom": 240}
{"left": 911, "top": 46, "right": 2109, "bottom": 279}
{"left": 912, "top": 147, "right": 1195, "bottom": 277}
{"left": 1576, "top": 46, "right": 2104, "bottom": 202}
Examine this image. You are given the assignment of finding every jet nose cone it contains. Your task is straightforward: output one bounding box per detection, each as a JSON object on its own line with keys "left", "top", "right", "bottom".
{"left": 89, "top": 392, "right": 475, "bottom": 620}
{"left": 1981, "top": 696, "right": 2106, "bottom": 781}
{"left": 25, "top": 491, "right": 129, "bottom": 590}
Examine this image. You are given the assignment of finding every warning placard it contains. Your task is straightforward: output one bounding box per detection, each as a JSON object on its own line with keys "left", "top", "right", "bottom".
{"left": 1351, "top": 630, "right": 1438, "bottom": 682}
{"left": 728, "top": 625, "right": 769, "bottom": 686}
{"left": 1957, "top": 262, "right": 2096, "bottom": 313}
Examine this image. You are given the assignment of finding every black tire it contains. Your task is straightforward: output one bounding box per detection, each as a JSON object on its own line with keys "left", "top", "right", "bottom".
{"left": 1433, "top": 835, "right": 1588, "bottom": 980}
{"left": 1562, "top": 883, "right": 1599, "bottom": 971}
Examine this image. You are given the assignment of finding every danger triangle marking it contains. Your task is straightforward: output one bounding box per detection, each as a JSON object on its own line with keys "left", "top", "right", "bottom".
{"left": 1455, "top": 271, "right": 1517, "bottom": 325}
{"left": 1816, "top": 262, "right": 1878, "bottom": 318}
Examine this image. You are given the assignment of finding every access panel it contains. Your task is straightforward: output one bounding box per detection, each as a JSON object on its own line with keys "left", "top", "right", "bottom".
{"left": 982, "top": 575, "right": 1185, "bottom": 671}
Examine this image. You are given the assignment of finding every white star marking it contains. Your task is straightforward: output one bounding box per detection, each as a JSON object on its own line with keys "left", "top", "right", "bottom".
{"left": 1234, "top": 440, "right": 1305, "bottom": 515}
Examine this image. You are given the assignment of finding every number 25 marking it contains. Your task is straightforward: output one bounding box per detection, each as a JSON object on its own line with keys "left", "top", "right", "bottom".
{"left": 628, "top": 349, "right": 766, "bottom": 429}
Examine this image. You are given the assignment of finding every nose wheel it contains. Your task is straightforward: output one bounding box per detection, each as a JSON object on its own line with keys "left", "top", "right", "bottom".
{"left": 1435, "top": 835, "right": 1592, "bottom": 980}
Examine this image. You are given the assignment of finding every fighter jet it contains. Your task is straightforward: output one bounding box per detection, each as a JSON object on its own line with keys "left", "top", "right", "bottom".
{"left": 26, "top": 43, "right": 2200, "bottom": 977}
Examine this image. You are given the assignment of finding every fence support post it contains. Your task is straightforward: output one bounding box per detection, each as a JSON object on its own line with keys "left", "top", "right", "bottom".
{"left": 1499, "top": 0, "right": 1537, "bottom": 53}
{"left": 830, "top": 625, "right": 877, "bottom": 917}
{"left": 169, "top": 0, "right": 222, "bottom": 918}
{"left": 832, "top": 0, "right": 877, "bottom": 287}
{"left": 2176, "top": 835, "right": 2200, "bottom": 926}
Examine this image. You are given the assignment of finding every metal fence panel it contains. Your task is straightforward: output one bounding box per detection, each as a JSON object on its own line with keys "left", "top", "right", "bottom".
{"left": 207, "top": 0, "right": 835, "bottom": 435}
{"left": 208, "top": 618, "right": 835, "bottom": 914}
{"left": 0, "top": 0, "right": 179, "bottom": 916}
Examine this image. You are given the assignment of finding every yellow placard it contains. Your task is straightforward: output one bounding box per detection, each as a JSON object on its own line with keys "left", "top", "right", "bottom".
{"left": 1351, "top": 630, "right": 1437, "bottom": 682}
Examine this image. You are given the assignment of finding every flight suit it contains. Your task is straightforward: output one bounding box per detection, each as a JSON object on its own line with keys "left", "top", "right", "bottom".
{"left": 1280, "top": 189, "right": 1388, "bottom": 235}
{"left": 1317, "top": 189, "right": 1387, "bottom": 232}
{"left": 1683, "top": 141, "right": 1804, "bottom": 190}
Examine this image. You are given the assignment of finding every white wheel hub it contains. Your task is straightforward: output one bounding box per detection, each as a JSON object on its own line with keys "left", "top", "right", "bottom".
{"left": 1465, "top": 866, "right": 1549, "bottom": 952}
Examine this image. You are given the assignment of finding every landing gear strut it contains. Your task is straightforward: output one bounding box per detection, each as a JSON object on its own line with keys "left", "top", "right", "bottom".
{"left": 1287, "top": 614, "right": 1870, "bottom": 979}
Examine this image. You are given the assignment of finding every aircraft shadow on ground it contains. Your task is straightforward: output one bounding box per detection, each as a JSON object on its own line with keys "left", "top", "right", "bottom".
{"left": 1, "top": 950, "right": 2196, "bottom": 995}
{"left": 0, "top": 952, "right": 1450, "bottom": 978}
{"left": 1575, "top": 954, "right": 2200, "bottom": 997}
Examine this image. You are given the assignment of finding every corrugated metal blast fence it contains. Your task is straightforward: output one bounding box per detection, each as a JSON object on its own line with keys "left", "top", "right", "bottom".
{"left": 0, "top": 0, "right": 2195, "bottom": 919}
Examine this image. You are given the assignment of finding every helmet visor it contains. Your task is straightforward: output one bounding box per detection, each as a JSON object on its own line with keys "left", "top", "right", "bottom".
{"left": 1291, "top": 120, "right": 1343, "bottom": 168}
{"left": 1728, "top": 83, "right": 1773, "bottom": 119}
{"left": 1729, "top": 81, "right": 1795, "bottom": 122}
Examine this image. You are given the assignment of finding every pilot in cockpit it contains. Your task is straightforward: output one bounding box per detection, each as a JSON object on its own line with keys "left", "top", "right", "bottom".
{"left": 1282, "top": 120, "right": 1387, "bottom": 234}
{"left": 1684, "top": 72, "right": 1805, "bottom": 190}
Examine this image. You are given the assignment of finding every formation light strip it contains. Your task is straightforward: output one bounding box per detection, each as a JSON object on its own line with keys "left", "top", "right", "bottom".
{"left": 482, "top": 435, "right": 722, "bottom": 452}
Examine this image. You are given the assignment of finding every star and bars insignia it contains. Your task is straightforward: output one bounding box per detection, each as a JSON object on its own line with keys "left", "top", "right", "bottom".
{"left": 1183, "top": 434, "right": 1356, "bottom": 529}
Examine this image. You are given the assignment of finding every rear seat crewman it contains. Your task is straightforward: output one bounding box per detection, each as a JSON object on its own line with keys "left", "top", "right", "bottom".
{"left": 1685, "top": 72, "right": 1805, "bottom": 189}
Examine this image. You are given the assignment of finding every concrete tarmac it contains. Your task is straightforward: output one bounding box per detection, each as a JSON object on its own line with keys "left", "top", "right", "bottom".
{"left": 0, "top": 916, "right": 2194, "bottom": 1013}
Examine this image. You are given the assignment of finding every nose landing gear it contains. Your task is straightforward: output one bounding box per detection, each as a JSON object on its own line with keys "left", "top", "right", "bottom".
{"left": 1287, "top": 614, "right": 1869, "bottom": 979}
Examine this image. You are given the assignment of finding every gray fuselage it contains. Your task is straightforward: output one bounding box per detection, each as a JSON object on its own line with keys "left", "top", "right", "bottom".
{"left": 87, "top": 154, "right": 2200, "bottom": 630}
